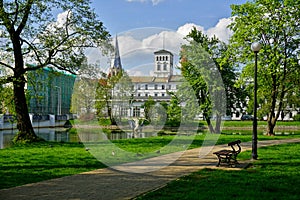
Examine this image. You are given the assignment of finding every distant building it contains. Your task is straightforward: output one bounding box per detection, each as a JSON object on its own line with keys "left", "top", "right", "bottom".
{"left": 27, "top": 67, "right": 76, "bottom": 115}
{"left": 109, "top": 37, "right": 182, "bottom": 118}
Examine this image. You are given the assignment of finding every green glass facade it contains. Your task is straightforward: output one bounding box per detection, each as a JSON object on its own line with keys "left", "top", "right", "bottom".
{"left": 27, "top": 67, "right": 76, "bottom": 115}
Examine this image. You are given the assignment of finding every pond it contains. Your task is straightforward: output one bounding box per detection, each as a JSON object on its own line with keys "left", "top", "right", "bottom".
{"left": 0, "top": 127, "right": 299, "bottom": 149}
{"left": 0, "top": 127, "right": 158, "bottom": 149}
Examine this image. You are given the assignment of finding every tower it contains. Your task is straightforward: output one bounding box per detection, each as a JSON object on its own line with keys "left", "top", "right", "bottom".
{"left": 153, "top": 49, "right": 174, "bottom": 78}
{"left": 109, "top": 35, "right": 122, "bottom": 76}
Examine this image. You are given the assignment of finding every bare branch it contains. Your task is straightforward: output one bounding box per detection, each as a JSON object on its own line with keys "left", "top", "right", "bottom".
{"left": 0, "top": 61, "right": 14, "bottom": 71}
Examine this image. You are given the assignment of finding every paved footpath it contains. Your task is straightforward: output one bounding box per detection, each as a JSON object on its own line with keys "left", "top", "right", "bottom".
{"left": 1, "top": 138, "right": 300, "bottom": 200}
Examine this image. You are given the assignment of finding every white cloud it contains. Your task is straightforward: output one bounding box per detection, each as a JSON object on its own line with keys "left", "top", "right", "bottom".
{"left": 126, "top": 0, "right": 165, "bottom": 6}
{"left": 176, "top": 23, "right": 205, "bottom": 37}
{"left": 85, "top": 17, "right": 234, "bottom": 76}
{"left": 206, "top": 18, "right": 233, "bottom": 43}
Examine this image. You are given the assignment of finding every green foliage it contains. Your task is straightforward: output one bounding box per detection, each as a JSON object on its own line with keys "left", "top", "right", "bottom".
{"left": 95, "top": 70, "right": 133, "bottom": 125}
{"left": 229, "top": 0, "right": 300, "bottom": 134}
{"left": 143, "top": 96, "right": 156, "bottom": 122}
{"left": 293, "top": 114, "right": 300, "bottom": 121}
{"left": 166, "top": 94, "right": 181, "bottom": 126}
{"left": 0, "top": 84, "right": 15, "bottom": 114}
{"left": 0, "top": 0, "right": 111, "bottom": 142}
{"left": 181, "top": 28, "right": 241, "bottom": 133}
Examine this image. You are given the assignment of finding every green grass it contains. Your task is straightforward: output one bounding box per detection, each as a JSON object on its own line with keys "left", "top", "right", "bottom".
{"left": 136, "top": 143, "right": 300, "bottom": 200}
{"left": 1, "top": 132, "right": 300, "bottom": 190}
{"left": 0, "top": 141, "right": 105, "bottom": 189}
{"left": 72, "top": 119, "right": 300, "bottom": 128}
{"left": 222, "top": 120, "right": 300, "bottom": 128}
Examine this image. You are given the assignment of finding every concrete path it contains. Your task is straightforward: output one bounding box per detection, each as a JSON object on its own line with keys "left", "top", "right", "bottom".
{"left": 1, "top": 138, "right": 300, "bottom": 200}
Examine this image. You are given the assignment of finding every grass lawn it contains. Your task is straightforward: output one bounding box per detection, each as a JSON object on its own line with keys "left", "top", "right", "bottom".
{"left": 0, "top": 142, "right": 105, "bottom": 189}
{"left": 0, "top": 132, "right": 299, "bottom": 190}
{"left": 136, "top": 143, "right": 300, "bottom": 200}
{"left": 73, "top": 119, "right": 300, "bottom": 128}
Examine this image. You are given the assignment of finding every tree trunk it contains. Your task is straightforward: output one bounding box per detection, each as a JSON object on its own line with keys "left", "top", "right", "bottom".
{"left": 215, "top": 115, "right": 222, "bottom": 133}
{"left": 266, "top": 112, "right": 276, "bottom": 136}
{"left": 106, "top": 101, "right": 116, "bottom": 125}
{"left": 13, "top": 77, "right": 39, "bottom": 142}
{"left": 204, "top": 114, "right": 216, "bottom": 133}
{"left": 11, "top": 31, "right": 39, "bottom": 143}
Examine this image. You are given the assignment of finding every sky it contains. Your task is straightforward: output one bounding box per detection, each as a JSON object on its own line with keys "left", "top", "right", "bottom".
{"left": 87, "top": 0, "right": 249, "bottom": 76}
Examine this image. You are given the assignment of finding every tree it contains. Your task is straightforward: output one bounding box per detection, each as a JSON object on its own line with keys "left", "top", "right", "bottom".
{"left": 95, "top": 70, "right": 133, "bottom": 125}
{"left": 143, "top": 96, "right": 156, "bottom": 123}
{"left": 181, "top": 29, "right": 238, "bottom": 133}
{"left": 0, "top": 0, "right": 110, "bottom": 142}
{"left": 71, "top": 59, "right": 105, "bottom": 120}
{"left": 166, "top": 94, "right": 181, "bottom": 126}
{"left": 229, "top": 0, "right": 300, "bottom": 135}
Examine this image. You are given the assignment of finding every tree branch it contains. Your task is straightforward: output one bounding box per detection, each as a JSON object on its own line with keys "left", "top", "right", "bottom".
{"left": 16, "top": 0, "right": 34, "bottom": 35}
{"left": 0, "top": 61, "right": 14, "bottom": 71}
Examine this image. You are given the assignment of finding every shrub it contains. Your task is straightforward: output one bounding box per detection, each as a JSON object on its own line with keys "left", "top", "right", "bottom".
{"left": 293, "top": 114, "right": 300, "bottom": 121}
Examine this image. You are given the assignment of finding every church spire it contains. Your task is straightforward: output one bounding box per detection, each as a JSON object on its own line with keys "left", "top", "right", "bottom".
{"left": 113, "top": 35, "right": 122, "bottom": 70}
{"left": 109, "top": 35, "right": 122, "bottom": 77}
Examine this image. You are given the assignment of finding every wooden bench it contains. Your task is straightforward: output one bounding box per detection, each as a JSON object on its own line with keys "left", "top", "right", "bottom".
{"left": 213, "top": 140, "right": 241, "bottom": 167}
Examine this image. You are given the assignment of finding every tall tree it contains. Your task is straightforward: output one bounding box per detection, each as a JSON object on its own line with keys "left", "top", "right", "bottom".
{"left": 95, "top": 70, "right": 133, "bottom": 125}
{"left": 181, "top": 29, "right": 239, "bottom": 133}
{"left": 0, "top": 0, "right": 110, "bottom": 142}
{"left": 229, "top": 0, "right": 300, "bottom": 135}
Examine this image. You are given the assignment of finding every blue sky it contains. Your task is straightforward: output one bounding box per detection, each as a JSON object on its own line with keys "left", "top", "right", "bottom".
{"left": 87, "top": 0, "right": 249, "bottom": 75}
{"left": 91, "top": 0, "right": 248, "bottom": 35}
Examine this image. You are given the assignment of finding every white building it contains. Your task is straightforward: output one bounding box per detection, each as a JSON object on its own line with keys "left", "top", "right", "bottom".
{"left": 109, "top": 38, "right": 182, "bottom": 118}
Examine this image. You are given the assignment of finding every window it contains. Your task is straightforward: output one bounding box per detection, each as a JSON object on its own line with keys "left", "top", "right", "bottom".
{"left": 157, "top": 64, "right": 161, "bottom": 71}
{"left": 138, "top": 85, "right": 141, "bottom": 90}
{"left": 133, "top": 107, "right": 140, "bottom": 117}
{"left": 162, "top": 85, "right": 165, "bottom": 90}
{"left": 166, "top": 56, "right": 168, "bottom": 61}
{"left": 145, "top": 93, "right": 148, "bottom": 97}
{"left": 168, "top": 85, "right": 172, "bottom": 90}
{"left": 162, "top": 93, "right": 165, "bottom": 97}
{"left": 145, "top": 84, "right": 148, "bottom": 90}
{"left": 163, "top": 63, "right": 167, "bottom": 71}
{"left": 154, "top": 84, "right": 158, "bottom": 90}
{"left": 154, "top": 93, "right": 158, "bottom": 97}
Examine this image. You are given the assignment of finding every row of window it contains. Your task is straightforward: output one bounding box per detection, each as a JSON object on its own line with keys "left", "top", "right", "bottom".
{"left": 156, "top": 56, "right": 169, "bottom": 61}
{"left": 136, "top": 84, "right": 178, "bottom": 90}
{"left": 137, "top": 93, "right": 167, "bottom": 97}
{"left": 157, "top": 63, "right": 168, "bottom": 71}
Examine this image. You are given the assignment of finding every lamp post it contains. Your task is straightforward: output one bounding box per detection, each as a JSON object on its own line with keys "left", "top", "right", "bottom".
{"left": 251, "top": 42, "right": 261, "bottom": 160}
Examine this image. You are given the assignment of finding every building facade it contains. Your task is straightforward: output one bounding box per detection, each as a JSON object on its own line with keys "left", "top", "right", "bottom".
{"left": 27, "top": 67, "right": 76, "bottom": 115}
{"left": 109, "top": 39, "right": 182, "bottom": 118}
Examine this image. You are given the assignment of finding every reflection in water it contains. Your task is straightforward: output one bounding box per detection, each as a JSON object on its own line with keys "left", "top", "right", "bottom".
{"left": 0, "top": 128, "right": 80, "bottom": 149}
{"left": 0, "top": 128, "right": 157, "bottom": 149}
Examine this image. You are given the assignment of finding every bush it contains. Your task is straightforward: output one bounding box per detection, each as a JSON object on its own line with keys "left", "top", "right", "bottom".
{"left": 293, "top": 114, "right": 300, "bottom": 121}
